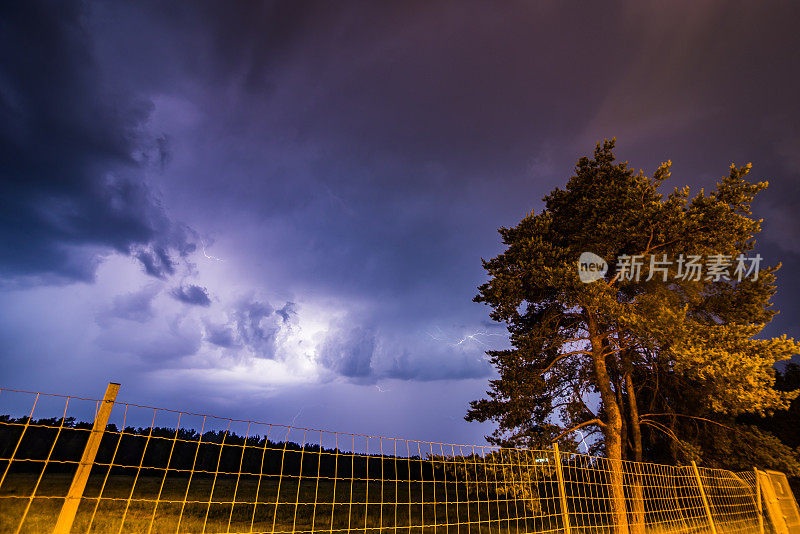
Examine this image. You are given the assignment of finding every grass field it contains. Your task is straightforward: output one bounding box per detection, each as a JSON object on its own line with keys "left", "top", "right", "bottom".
{"left": 0, "top": 472, "right": 565, "bottom": 534}
{"left": 0, "top": 473, "right": 762, "bottom": 534}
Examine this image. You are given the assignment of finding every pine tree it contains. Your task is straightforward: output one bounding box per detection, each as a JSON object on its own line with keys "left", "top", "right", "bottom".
{"left": 467, "top": 140, "right": 799, "bottom": 533}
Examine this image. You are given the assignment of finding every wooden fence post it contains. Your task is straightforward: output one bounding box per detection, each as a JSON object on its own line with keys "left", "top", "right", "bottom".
{"left": 553, "top": 442, "right": 572, "bottom": 534}
{"left": 754, "top": 467, "right": 765, "bottom": 534}
{"left": 691, "top": 461, "right": 718, "bottom": 534}
{"left": 53, "top": 382, "right": 120, "bottom": 534}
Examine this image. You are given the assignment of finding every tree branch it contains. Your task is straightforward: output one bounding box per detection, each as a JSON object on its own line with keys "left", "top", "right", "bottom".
{"left": 538, "top": 350, "right": 592, "bottom": 376}
{"left": 639, "top": 419, "right": 685, "bottom": 448}
{"left": 551, "top": 418, "right": 605, "bottom": 443}
{"left": 639, "top": 413, "right": 736, "bottom": 432}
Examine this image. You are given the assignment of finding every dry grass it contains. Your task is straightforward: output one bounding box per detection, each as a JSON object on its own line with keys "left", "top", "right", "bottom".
{"left": 0, "top": 473, "right": 760, "bottom": 534}
{"left": 1, "top": 473, "right": 538, "bottom": 534}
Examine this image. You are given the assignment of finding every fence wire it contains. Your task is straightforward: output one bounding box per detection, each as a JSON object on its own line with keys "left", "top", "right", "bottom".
{"left": 0, "top": 387, "right": 786, "bottom": 534}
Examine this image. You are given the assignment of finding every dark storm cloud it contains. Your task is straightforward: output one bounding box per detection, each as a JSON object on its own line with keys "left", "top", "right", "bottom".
{"left": 317, "top": 324, "right": 493, "bottom": 382}
{"left": 105, "top": 284, "right": 161, "bottom": 323}
{"left": 199, "top": 298, "right": 296, "bottom": 356}
{"left": 137, "top": 248, "right": 176, "bottom": 280}
{"left": 170, "top": 284, "right": 212, "bottom": 307}
{"left": 177, "top": 1, "right": 609, "bottom": 166}
{"left": 91, "top": 0, "right": 800, "bottom": 362}
{"left": 212, "top": 296, "right": 298, "bottom": 359}
{"left": 319, "top": 326, "right": 375, "bottom": 379}
{"left": 116, "top": 0, "right": 796, "bottom": 313}
{"left": 95, "top": 312, "right": 202, "bottom": 362}
{"left": 275, "top": 302, "right": 297, "bottom": 323}
{"left": 384, "top": 350, "right": 490, "bottom": 382}
{"left": 135, "top": 328, "right": 202, "bottom": 361}
{"left": 0, "top": 2, "right": 194, "bottom": 282}
{"left": 232, "top": 298, "right": 277, "bottom": 356}
{"left": 204, "top": 323, "right": 238, "bottom": 349}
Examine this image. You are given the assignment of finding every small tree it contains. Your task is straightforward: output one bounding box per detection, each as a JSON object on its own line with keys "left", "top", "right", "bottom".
{"left": 467, "top": 140, "right": 798, "bottom": 533}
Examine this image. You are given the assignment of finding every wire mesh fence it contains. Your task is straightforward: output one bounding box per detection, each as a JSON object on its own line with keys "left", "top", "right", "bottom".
{"left": 0, "top": 384, "right": 794, "bottom": 534}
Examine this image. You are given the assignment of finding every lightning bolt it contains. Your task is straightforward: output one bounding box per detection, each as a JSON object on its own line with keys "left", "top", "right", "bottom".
{"left": 426, "top": 326, "right": 448, "bottom": 344}
{"left": 375, "top": 385, "right": 391, "bottom": 393}
{"left": 201, "top": 241, "right": 224, "bottom": 262}
{"left": 290, "top": 408, "right": 303, "bottom": 427}
{"left": 454, "top": 331, "right": 501, "bottom": 346}
{"left": 427, "top": 326, "right": 503, "bottom": 347}
{"left": 575, "top": 429, "right": 590, "bottom": 454}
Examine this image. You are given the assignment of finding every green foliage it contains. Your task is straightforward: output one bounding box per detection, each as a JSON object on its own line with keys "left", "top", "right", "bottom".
{"left": 670, "top": 323, "right": 796, "bottom": 415}
{"left": 742, "top": 363, "right": 800, "bottom": 448}
{"left": 436, "top": 449, "right": 554, "bottom": 514}
{"left": 699, "top": 424, "right": 800, "bottom": 476}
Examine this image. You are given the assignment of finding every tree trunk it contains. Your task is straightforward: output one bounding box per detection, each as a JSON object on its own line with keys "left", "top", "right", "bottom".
{"left": 616, "top": 378, "right": 628, "bottom": 460}
{"left": 607, "top": 338, "right": 627, "bottom": 460}
{"left": 625, "top": 370, "right": 645, "bottom": 534}
{"left": 624, "top": 371, "right": 643, "bottom": 462}
{"left": 588, "top": 319, "right": 629, "bottom": 534}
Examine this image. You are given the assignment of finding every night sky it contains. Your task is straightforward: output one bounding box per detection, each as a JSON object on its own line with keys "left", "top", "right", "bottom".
{"left": 2, "top": 1, "right": 800, "bottom": 445}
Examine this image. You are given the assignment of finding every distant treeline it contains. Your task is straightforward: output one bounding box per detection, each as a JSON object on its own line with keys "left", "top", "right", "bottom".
{"left": 0, "top": 415, "right": 447, "bottom": 481}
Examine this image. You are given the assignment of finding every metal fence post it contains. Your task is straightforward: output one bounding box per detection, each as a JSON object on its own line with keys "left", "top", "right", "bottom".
{"left": 691, "top": 461, "right": 718, "bottom": 534}
{"left": 553, "top": 442, "right": 572, "bottom": 534}
{"left": 53, "top": 382, "right": 120, "bottom": 534}
{"left": 754, "top": 467, "right": 765, "bottom": 534}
